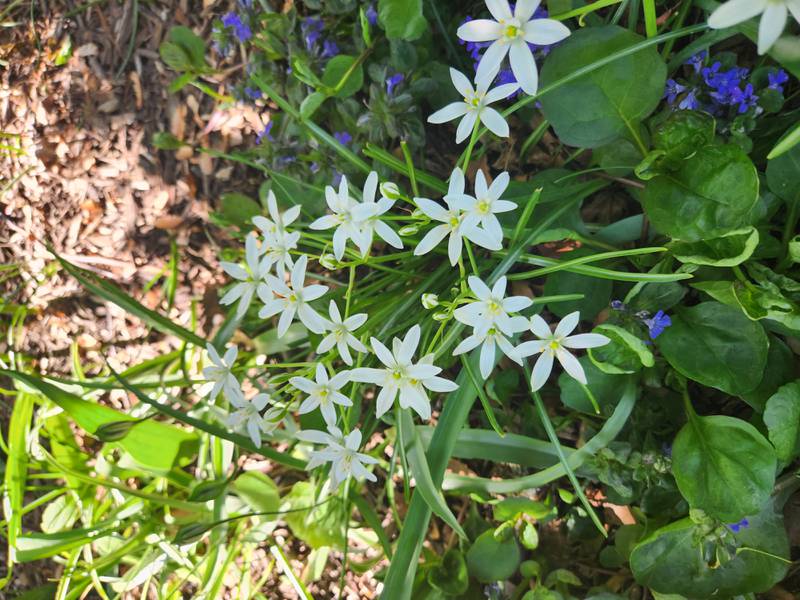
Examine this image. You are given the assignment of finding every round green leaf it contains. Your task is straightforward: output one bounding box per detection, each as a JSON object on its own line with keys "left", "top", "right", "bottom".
{"left": 670, "top": 227, "right": 759, "bottom": 267}
{"left": 520, "top": 521, "right": 539, "bottom": 550}
{"left": 539, "top": 26, "right": 666, "bottom": 148}
{"left": 763, "top": 380, "right": 800, "bottom": 462}
{"left": 641, "top": 143, "right": 759, "bottom": 242}
{"left": 321, "top": 55, "right": 365, "bottom": 98}
{"left": 232, "top": 471, "right": 280, "bottom": 514}
{"left": 672, "top": 415, "right": 776, "bottom": 521}
{"left": 656, "top": 302, "right": 768, "bottom": 395}
{"left": 651, "top": 110, "right": 716, "bottom": 161}
{"left": 558, "top": 357, "right": 628, "bottom": 414}
{"left": 630, "top": 507, "right": 789, "bottom": 597}
{"left": 377, "top": 0, "right": 427, "bottom": 41}
{"left": 466, "top": 529, "right": 521, "bottom": 583}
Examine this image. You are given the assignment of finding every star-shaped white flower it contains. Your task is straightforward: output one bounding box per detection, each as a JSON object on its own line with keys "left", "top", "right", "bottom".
{"left": 253, "top": 190, "right": 301, "bottom": 238}
{"left": 225, "top": 390, "right": 282, "bottom": 447}
{"left": 290, "top": 363, "right": 352, "bottom": 426}
{"left": 220, "top": 233, "right": 273, "bottom": 318}
{"left": 316, "top": 300, "right": 368, "bottom": 365}
{"left": 357, "top": 171, "right": 404, "bottom": 251}
{"left": 201, "top": 343, "right": 239, "bottom": 401}
{"left": 349, "top": 325, "right": 458, "bottom": 420}
{"left": 309, "top": 175, "right": 378, "bottom": 260}
{"left": 261, "top": 228, "right": 301, "bottom": 274}
{"left": 296, "top": 426, "right": 378, "bottom": 489}
{"left": 708, "top": 0, "right": 800, "bottom": 54}
{"left": 516, "top": 311, "right": 610, "bottom": 391}
{"left": 413, "top": 168, "right": 502, "bottom": 266}
{"left": 428, "top": 68, "right": 518, "bottom": 143}
{"left": 257, "top": 255, "right": 328, "bottom": 337}
{"left": 453, "top": 320, "right": 526, "bottom": 378}
{"left": 447, "top": 170, "right": 517, "bottom": 244}
{"left": 457, "top": 0, "right": 571, "bottom": 95}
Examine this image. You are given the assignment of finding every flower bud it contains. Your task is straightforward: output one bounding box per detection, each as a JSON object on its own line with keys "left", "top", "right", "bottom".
{"left": 421, "top": 293, "right": 439, "bottom": 309}
{"left": 319, "top": 253, "right": 339, "bottom": 270}
{"left": 432, "top": 311, "right": 450, "bottom": 322}
{"left": 380, "top": 181, "right": 401, "bottom": 200}
{"left": 94, "top": 420, "right": 138, "bottom": 442}
{"left": 398, "top": 225, "right": 419, "bottom": 236}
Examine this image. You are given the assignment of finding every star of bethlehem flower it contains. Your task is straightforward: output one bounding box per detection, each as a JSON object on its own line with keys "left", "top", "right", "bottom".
{"left": 260, "top": 228, "right": 301, "bottom": 274}
{"left": 516, "top": 311, "right": 610, "bottom": 391}
{"left": 357, "top": 171, "right": 404, "bottom": 252}
{"left": 316, "top": 300, "right": 368, "bottom": 365}
{"left": 413, "top": 167, "right": 502, "bottom": 266}
{"left": 220, "top": 233, "right": 273, "bottom": 318}
{"left": 253, "top": 190, "right": 301, "bottom": 238}
{"left": 290, "top": 363, "right": 352, "bottom": 426}
{"left": 447, "top": 169, "right": 517, "bottom": 244}
{"left": 452, "top": 276, "right": 532, "bottom": 378}
{"left": 296, "top": 426, "right": 378, "bottom": 488}
{"left": 225, "top": 390, "right": 282, "bottom": 447}
{"left": 201, "top": 342, "right": 239, "bottom": 401}
{"left": 258, "top": 254, "right": 328, "bottom": 337}
{"left": 457, "top": 0, "right": 571, "bottom": 95}
{"left": 708, "top": 0, "right": 800, "bottom": 55}
{"left": 350, "top": 325, "right": 459, "bottom": 420}
{"left": 428, "top": 68, "right": 518, "bottom": 143}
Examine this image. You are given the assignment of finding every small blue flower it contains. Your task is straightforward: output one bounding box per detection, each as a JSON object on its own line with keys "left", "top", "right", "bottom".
{"left": 685, "top": 51, "right": 707, "bottom": 73}
{"left": 678, "top": 89, "right": 700, "bottom": 111}
{"left": 610, "top": 300, "right": 626, "bottom": 311}
{"left": 322, "top": 39, "right": 340, "bottom": 59}
{"left": 768, "top": 69, "right": 789, "bottom": 93}
{"left": 643, "top": 310, "right": 671, "bottom": 339}
{"left": 386, "top": 73, "right": 404, "bottom": 96}
{"left": 256, "top": 121, "right": 274, "bottom": 145}
{"left": 276, "top": 155, "right": 296, "bottom": 168}
{"left": 334, "top": 131, "right": 353, "bottom": 146}
{"left": 366, "top": 3, "right": 378, "bottom": 25}
{"left": 664, "top": 79, "right": 687, "bottom": 104}
{"left": 730, "top": 83, "right": 758, "bottom": 114}
{"left": 310, "top": 162, "right": 320, "bottom": 174}
{"left": 222, "top": 12, "right": 252, "bottom": 43}
{"left": 244, "top": 86, "right": 262, "bottom": 100}
{"left": 728, "top": 518, "right": 750, "bottom": 533}
{"left": 302, "top": 17, "right": 324, "bottom": 50}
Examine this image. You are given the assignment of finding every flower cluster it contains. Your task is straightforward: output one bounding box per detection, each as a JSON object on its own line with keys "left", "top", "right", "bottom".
{"left": 708, "top": 0, "right": 800, "bottom": 55}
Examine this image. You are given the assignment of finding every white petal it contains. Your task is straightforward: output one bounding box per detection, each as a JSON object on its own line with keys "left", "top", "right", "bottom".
{"left": 462, "top": 223, "right": 502, "bottom": 251}
{"left": 457, "top": 19, "right": 504, "bottom": 42}
{"left": 375, "top": 385, "right": 398, "bottom": 417}
{"left": 454, "top": 302, "right": 485, "bottom": 325}
{"left": 299, "top": 305, "right": 327, "bottom": 334}
{"left": 530, "top": 351, "right": 554, "bottom": 391}
{"left": 523, "top": 18, "right": 571, "bottom": 44}
{"left": 516, "top": 339, "right": 548, "bottom": 358}
{"left": 504, "top": 295, "right": 532, "bottom": 312}
{"left": 456, "top": 111, "right": 478, "bottom": 144}
{"left": 309, "top": 215, "right": 339, "bottom": 230}
{"left": 291, "top": 255, "right": 307, "bottom": 291}
{"left": 371, "top": 337, "right": 396, "bottom": 368}
{"left": 317, "top": 334, "right": 336, "bottom": 354}
{"left": 363, "top": 171, "right": 379, "bottom": 204}
{"left": 349, "top": 367, "right": 386, "bottom": 384}
{"left": 332, "top": 226, "right": 348, "bottom": 260}
{"left": 509, "top": 42, "right": 539, "bottom": 95}
{"left": 303, "top": 284, "right": 328, "bottom": 302}
{"left": 374, "top": 221, "right": 404, "bottom": 249}
{"left": 448, "top": 167, "right": 466, "bottom": 196}
{"left": 448, "top": 229, "right": 464, "bottom": 266}
{"left": 415, "top": 197, "right": 449, "bottom": 221}
{"left": 562, "top": 333, "right": 610, "bottom": 350}
{"left": 788, "top": 0, "right": 800, "bottom": 23}
{"left": 453, "top": 334, "right": 482, "bottom": 356}
{"left": 475, "top": 169, "right": 489, "bottom": 199}
{"left": 277, "top": 305, "right": 296, "bottom": 337}
{"left": 515, "top": 0, "right": 542, "bottom": 21}
{"left": 480, "top": 107, "right": 509, "bottom": 138}
{"left": 708, "top": 0, "right": 767, "bottom": 29}
{"left": 297, "top": 396, "right": 320, "bottom": 415}
{"left": 414, "top": 225, "right": 449, "bottom": 256}
{"left": 758, "top": 2, "right": 787, "bottom": 54}
{"left": 221, "top": 262, "right": 248, "bottom": 281}
{"left": 428, "top": 102, "right": 470, "bottom": 124}
{"left": 556, "top": 348, "right": 587, "bottom": 384}
{"left": 529, "top": 313, "right": 551, "bottom": 338}
{"left": 479, "top": 339, "right": 496, "bottom": 379}
{"left": 475, "top": 41, "right": 508, "bottom": 89}
{"left": 423, "top": 376, "right": 459, "bottom": 393}
{"left": 484, "top": 82, "right": 520, "bottom": 103}
{"left": 488, "top": 171, "right": 510, "bottom": 202}
{"left": 220, "top": 282, "right": 245, "bottom": 306}
{"left": 291, "top": 376, "right": 316, "bottom": 394}
{"left": 399, "top": 384, "right": 431, "bottom": 420}
{"left": 449, "top": 68, "right": 475, "bottom": 98}
{"left": 493, "top": 199, "right": 517, "bottom": 213}
{"left": 554, "top": 311, "right": 580, "bottom": 338}
{"left": 468, "top": 275, "right": 492, "bottom": 300}
{"left": 399, "top": 325, "right": 421, "bottom": 364}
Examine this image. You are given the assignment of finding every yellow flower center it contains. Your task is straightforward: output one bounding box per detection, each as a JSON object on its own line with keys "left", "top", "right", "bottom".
{"left": 504, "top": 24, "right": 521, "bottom": 40}
{"left": 477, "top": 198, "right": 491, "bottom": 214}
{"left": 449, "top": 216, "right": 460, "bottom": 228}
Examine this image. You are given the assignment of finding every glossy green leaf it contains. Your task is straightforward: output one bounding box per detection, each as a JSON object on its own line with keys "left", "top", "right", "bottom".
{"left": 283, "top": 482, "right": 345, "bottom": 549}
{"left": 218, "top": 192, "right": 261, "bottom": 228}
{"left": 558, "top": 357, "right": 629, "bottom": 415}
{"left": 630, "top": 506, "right": 789, "bottom": 597}
{"left": 539, "top": 26, "right": 666, "bottom": 148}
{"left": 672, "top": 414, "right": 776, "bottom": 521}
{"left": 641, "top": 143, "right": 759, "bottom": 242}
{"left": 656, "top": 302, "right": 768, "bottom": 395}
{"left": 741, "top": 335, "right": 796, "bottom": 412}
{"left": 766, "top": 141, "right": 800, "bottom": 204}
{"left": 377, "top": 0, "right": 427, "bottom": 41}
{"left": 321, "top": 55, "right": 364, "bottom": 98}
{"left": 651, "top": 110, "right": 716, "bottom": 162}
{"left": 589, "top": 324, "right": 654, "bottom": 374}
{"left": 232, "top": 471, "right": 280, "bottom": 514}
{"left": 670, "top": 227, "right": 759, "bottom": 267}
{"left": 466, "top": 529, "right": 521, "bottom": 583}
{"left": 763, "top": 380, "right": 800, "bottom": 462}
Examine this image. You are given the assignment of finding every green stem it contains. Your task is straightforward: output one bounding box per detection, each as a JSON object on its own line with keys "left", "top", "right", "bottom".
{"left": 400, "top": 141, "right": 419, "bottom": 198}
{"left": 464, "top": 240, "right": 480, "bottom": 276}
{"left": 461, "top": 118, "right": 481, "bottom": 170}
{"left": 344, "top": 265, "right": 357, "bottom": 318}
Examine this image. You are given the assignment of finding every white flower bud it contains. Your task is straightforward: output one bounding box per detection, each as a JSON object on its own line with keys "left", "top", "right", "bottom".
{"left": 380, "top": 181, "right": 401, "bottom": 200}
{"left": 421, "top": 293, "right": 439, "bottom": 309}
{"left": 319, "top": 253, "right": 339, "bottom": 270}
{"left": 432, "top": 311, "right": 450, "bottom": 322}
{"left": 398, "top": 225, "right": 419, "bottom": 236}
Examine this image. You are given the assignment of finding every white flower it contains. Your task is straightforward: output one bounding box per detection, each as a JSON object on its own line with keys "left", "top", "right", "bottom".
{"left": 220, "top": 233, "right": 273, "bottom": 318}
{"left": 261, "top": 228, "right": 301, "bottom": 274}
{"left": 349, "top": 325, "right": 458, "bottom": 420}
{"left": 516, "top": 311, "right": 610, "bottom": 391}
{"left": 290, "top": 363, "right": 352, "bottom": 426}
{"left": 448, "top": 170, "right": 517, "bottom": 244}
{"left": 428, "top": 68, "right": 518, "bottom": 143}
{"left": 309, "top": 175, "right": 377, "bottom": 260}
{"left": 457, "top": 0, "right": 571, "bottom": 95}
{"left": 413, "top": 168, "right": 502, "bottom": 266}
{"left": 201, "top": 343, "right": 239, "bottom": 401}
{"left": 358, "top": 171, "right": 404, "bottom": 251}
{"left": 708, "top": 0, "right": 800, "bottom": 54}
{"left": 316, "top": 300, "right": 368, "bottom": 365}
{"left": 257, "top": 255, "right": 328, "bottom": 337}
{"left": 225, "top": 391, "right": 281, "bottom": 447}
{"left": 297, "top": 426, "right": 378, "bottom": 488}
{"left": 253, "top": 190, "right": 301, "bottom": 237}
{"left": 453, "top": 320, "right": 526, "bottom": 378}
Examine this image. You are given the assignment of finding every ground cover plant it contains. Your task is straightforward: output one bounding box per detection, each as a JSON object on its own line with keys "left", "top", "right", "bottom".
{"left": 2, "top": 0, "right": 800, "bottom": 597}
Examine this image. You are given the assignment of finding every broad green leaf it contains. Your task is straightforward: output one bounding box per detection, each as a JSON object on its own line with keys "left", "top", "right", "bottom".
{"left": 399, "top": 409, "right": 466, "bottom": 539}
{"left": 493, "top": 498, "right": 552, "bottom": 521}
{"left": 588, "top": 324, "right": 654, "bottom": 374}
{"left": 741, "top": 335, "right": 796, "bottom": 412}
{"left": 539, "top": 26, "right": 666, "bottom": 148}
{"left": 670, "top": 227, "right": 759, "bottom": 266}
{"left": 377, "top": 0, "right": 427, "bottom": 41}
{"left": 232, "top": 471, "right": 280, "bottom": 514}
{"left": 630, "top": 506, "right": 789, "bottom": 597}
{"left": 159, "top": 26, "right": 208, "bottom": 72}
{"left": 3, "top": 370, "right": 197, "bottom": 472}
{"left": 321, "top": 55, "right": 364, "bottom": 98}
{"left": 766, "top": 142, "right": 800, "bottom": 204}
{"left": 218, "top": 192, "right": 261, "bottom": 228}
{"left": 284, "top": 482, "right": 345, "bottom": 549}
{"left": 672, "top": 414, "right": 776, "bottom": 521}
{"left": 733, "top": 282, "right": 800, "bottom": 333}
{"left": 428, "top": 549, "right": 469, "bottom": 596}
{"left": 651, "top": 110, "right": 716, "bottom": 162}
{"left": 763, "top": 380, "right": 800, "bottom": 462}
{"left": 641, "top": 143, "right": 759, "bottom": 242}
{"left": 656, "top": 302, "right": 768, "bottom": 396}
{"left": 466, "top": 529, "right": 521, "bottom": 583}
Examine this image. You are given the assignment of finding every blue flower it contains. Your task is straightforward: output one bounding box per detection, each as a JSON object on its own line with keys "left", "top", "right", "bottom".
{"left": 276, "top": 155, "right": 296, "bottom": 168}
{"left": 310, "top": 162, "right": 321, "bottom": 174}
{"left": 334, "top": 131, "right": 353, "bottom": 146}
{"left": 366, "top": 3, "right": 378, "bottom": 25}
{"left": 730, "top": 83, "right": 758, "bottom": 114}
{"left": 664, "top": 79, "right": 687, "bottom": 104}
{"left": 256, "top": 121, "right": 274, "bottom": 145}
{"left": 386, "top": 73, "right": 404, "bottom": 96}
{"left": 222, "top": 12, "right": 252, "bottom": 43}
{"left": 244, "top": 86, "right": 262, "bottom": 100}
{"left": 727, "top": 518, "right": 750, "bottom": 533}
{"left": 610, "top": 300, "right": 626, "bottom": 311}
{"left": 302, "top": 17, "right": 324, "bottom": 50}
{"left": 685, "top": 51, "right": 707, "bottom": 73}
{"left": 643, "top": 310, "right": 671, "bottom": 339}
{"left": 322, "top": 39, "right": 340, "bottom": 59}
{"left": 768, "top": 69, "right": 789, "bottom": 93}
{"left": 677, "top": 89, "right": 700, "bottom": 111}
